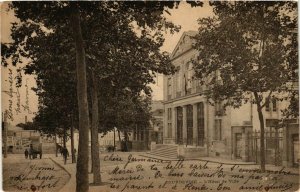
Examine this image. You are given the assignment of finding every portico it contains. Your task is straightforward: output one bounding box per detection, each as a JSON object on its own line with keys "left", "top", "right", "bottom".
{"left": 163, "top": 95, "right": 209, "bottom": 150}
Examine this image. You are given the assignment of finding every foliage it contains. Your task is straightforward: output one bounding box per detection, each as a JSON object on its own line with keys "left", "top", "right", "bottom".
{"left": 193, "top": 1, "right": 297, "bottom": 107}
{"left": 193, "top": 1, "right": 297, "bottom": 171}
{"left": 281, "top": 91, "right": 299, "bottom": 119}
{"left": 2, "top": 1, "right": 204, "bottom": 189}
{"left": 100, "top": 92, "right": 152, "bottom": 134}
{"left": 16, "top": 121, "right": 37, "bottom": 130}
{"left": 2, "top": 2, "right": 181, "bottom": 135}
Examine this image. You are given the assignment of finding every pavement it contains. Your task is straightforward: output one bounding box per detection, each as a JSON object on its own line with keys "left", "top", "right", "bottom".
{"left": 2, "top": 154, "right": 71, "bottom": 192}
{"left": 48, "top": 151, "right": 299, "bottom": 192}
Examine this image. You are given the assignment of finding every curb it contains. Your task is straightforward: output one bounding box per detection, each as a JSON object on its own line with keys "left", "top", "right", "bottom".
{"left": 49, "top": 157, "right": 72, "bottom": 177}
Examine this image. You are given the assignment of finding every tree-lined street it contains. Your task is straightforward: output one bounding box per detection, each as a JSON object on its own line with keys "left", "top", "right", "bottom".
{"left": 1, "top": 1, "right": 298, "bottom": 192}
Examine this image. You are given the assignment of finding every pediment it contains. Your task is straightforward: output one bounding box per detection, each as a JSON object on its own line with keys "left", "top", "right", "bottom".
{"left": 170, "top": 31, "right": 197, "bottom": 59}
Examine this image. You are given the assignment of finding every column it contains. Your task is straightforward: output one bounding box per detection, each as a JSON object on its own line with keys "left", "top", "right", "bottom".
{"left": 163, "top": 107, "right": 168, "bottom": 144}
{"left": 205, "top": 101, "right": 210, "bottom": 155}
{"left": 183, "top": 105, "right": 187, "bottom": 146}
{"left": 193, "top": 103, "right": 198, "bottom": 146}
{"left": 171, "top": 107, "right": 177, "bottom": 143}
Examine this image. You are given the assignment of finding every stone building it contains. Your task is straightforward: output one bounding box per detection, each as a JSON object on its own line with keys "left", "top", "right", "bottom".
{"left": 158, "top": 31, "right": 299, "bottom": 167}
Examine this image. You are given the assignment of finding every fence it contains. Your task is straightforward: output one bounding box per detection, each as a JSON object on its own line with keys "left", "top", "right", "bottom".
{"left": 248, "top": 129, "right": 283, "bottom": 166}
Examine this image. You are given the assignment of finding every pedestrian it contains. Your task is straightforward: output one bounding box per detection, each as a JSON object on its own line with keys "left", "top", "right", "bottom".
{"left": 24, "top": 149, "right": 29, "bottom": 159}
{"left": 28, "top": 147, "right": 32, "bottom": 160}
{"left": 62, "top": 147, "right": 69, "bottom": 165}
{"left": 60, "top": 147, "right": 63, "bottom": 156}
{"left": 73, "top": 148, "right": 77, "bottom": 159}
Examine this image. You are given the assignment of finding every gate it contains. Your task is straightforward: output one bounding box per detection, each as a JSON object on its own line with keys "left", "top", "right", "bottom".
{"left": 292, "top": 134, "right": 299, "bottom": 166}
{"left": 249, "top": 129, "right": 283, "bottom": 166}
{"left": 235, "top": 133, "right": 243, "bottom": 159}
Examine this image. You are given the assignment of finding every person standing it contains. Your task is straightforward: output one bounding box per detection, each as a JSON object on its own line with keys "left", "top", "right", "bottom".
{"left": 24, "top": 149, "right": 29, "bottom": 159}
{"left": 62, "top": 147, "right": 69, "bottom": 165}
{"left": 29, "top": 145, "right": 33, "bottom": 160}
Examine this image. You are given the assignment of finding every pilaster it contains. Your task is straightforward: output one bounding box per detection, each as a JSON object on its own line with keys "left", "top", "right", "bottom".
{"left": 171, "top": 107, "right": 177, "bottom": 143}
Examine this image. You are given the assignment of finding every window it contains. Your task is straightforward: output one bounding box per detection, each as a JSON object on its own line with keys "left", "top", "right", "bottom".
{"left": 215, "top": 102, "right": 223, "bottom": 116}
{"left": 167, "top": 108, "right": 172, "bottom": 120}
{"left": 176, "top": 68, "right": 182, "bottom": 92}
{"left": 215, "top": 119, "right": 222, "bottom": 140}
{"left": 272, "top": 99, "right": 277, "bottom": 112}
{"left": 265, "top": 99, "right": 270, "bottom": 111}
{"left": 167, "top": 77, "right": 172, "bottom": 99}
{"left": 186, "top": 63, "right": 193, "bottom": 90}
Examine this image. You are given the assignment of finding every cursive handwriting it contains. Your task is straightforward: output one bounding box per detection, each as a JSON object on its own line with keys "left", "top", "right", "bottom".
{"left": 106, "top": 154, "right": 298, "bottom": 191}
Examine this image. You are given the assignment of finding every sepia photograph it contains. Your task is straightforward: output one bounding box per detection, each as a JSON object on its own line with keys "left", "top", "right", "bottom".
{"left": 1, "top": 1, "right": 299, "bottom": 192}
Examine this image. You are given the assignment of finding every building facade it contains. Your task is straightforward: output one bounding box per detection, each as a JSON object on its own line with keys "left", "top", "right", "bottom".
{"left": 162, "top": 31, "right": 299, "bottom": 166}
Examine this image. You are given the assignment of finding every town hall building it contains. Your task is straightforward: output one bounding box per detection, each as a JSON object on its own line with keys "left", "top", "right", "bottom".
{"left": 157, "top": 31, "right": 299, "bottom": 167}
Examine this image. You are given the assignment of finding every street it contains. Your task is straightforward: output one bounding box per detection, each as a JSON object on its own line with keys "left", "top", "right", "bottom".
{"left": 2, "top": 154, "right": 70, "bottom": 191}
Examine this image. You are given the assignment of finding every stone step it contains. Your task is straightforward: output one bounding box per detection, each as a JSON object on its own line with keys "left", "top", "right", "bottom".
{"left": 147, "top": 145, "right": 178, "bottom": 159}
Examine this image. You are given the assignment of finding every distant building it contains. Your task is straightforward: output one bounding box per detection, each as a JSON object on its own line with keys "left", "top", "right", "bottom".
{"left": 159, "top": 31, "right": 298, "bottom": 167}
{"left": 66, "top": 128, "right": 125, "bottom": 153}
{"left": 130, "top": 100, "right": 164, "bottom": 151}
{"left": 2, "top": 122, "right": 56, "bottom": 154}
{"left": 150, "top": 100, "right": 164, "bottom": 144}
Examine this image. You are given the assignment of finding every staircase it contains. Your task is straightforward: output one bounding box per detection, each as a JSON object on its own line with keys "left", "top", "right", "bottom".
{"left": 146, "top": 144, "right": 178, "bottom": 159}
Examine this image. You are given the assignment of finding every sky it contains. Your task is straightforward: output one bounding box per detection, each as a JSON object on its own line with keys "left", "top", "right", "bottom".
{"left": 1, "top": 2, "right": 214, "bottom": 125}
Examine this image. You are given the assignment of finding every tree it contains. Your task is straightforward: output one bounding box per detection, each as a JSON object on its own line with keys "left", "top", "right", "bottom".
{"left": 2, "top": 1, "right": 204, "bottom": 190}
{"left": 193, "top": 1, "right": 297, "bottom": 172}
{"left": 16, "top": 121, "right": 36, "bottom": 130}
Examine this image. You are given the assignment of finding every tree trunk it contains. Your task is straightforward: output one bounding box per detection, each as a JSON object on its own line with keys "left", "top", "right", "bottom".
{"left": 70, "top": 116, "right": 76, "bottom": 163}
{"left": 55, "top": 134, "right": 58, "bottom": 157}
{"left": 257, "top": 106, "right": 266, "bottom": 172}
{"left": 90, "top": 129, "right": 93, "bottom": 173}
{"left": 254, "top": 92, "right": 266, "bottom": 172}
{"left": 70, "top": 6, "right": 90, "bottom": 192}
{"left": 118, "top": 129, "right": 121, "bottom": 142}
{"left": 113, "top": 128, "right": 116, "bottom": 152}
{"left": 124, "top": 130, "right": 129, "bottom": 152}
{"left": 63, "top": 127, "right": 67, "bottom": 148}
{"left": 91, "top": 72, "right": 101, "bottom": 184}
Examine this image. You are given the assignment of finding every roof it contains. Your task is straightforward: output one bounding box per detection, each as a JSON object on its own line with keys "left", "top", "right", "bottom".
{"left": 170, "top": 31, "right": 197, "bottom": 59}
